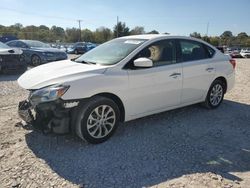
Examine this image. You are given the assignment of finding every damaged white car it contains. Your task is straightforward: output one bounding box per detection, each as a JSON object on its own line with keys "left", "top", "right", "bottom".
{"left": 18, "top": 35, "right": 235, "bottom": 144}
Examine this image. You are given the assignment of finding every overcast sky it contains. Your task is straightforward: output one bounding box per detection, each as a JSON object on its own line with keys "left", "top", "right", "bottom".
{"left": 0, "top": 0, "right": 249, "bottom": 36}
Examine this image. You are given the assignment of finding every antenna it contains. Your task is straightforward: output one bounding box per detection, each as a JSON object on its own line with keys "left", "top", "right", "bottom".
{"left": 206, "top": 22, "right": 209, "bottom": 36}
{"left": 117, "top": 16, "right": 119, "bottom": 38}
{"left": 77, "top": 19, "right": 83, "bottom": 41}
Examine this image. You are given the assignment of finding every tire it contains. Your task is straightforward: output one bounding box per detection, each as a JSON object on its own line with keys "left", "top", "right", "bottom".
{"left": 74, "top": 49, "right": 78, "bottom": 55}
{"left": 73, "top": 96, "right": 120, "bottom": 144}
{"left": 31, "top": 55, "right": 41, "bottom": 66}
{"left": 204, "top": 79, "right": 225, "bottom": 109}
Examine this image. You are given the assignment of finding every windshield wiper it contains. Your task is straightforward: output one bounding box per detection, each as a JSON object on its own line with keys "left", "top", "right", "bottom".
{"left": 73, "top": 59, "right": 96, "bottom": 65}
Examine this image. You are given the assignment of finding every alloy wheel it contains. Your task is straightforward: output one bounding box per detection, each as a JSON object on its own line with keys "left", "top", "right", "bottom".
{"left": 86, "top": 105, "right": 116, "bottom": 139}
{"left": 209, "top": 84, "right": 223, "bottom": 106}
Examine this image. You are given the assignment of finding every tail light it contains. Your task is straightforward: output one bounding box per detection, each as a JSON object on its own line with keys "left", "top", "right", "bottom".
{"left": 229, "top": 59, "right": 236, "bottom": 69}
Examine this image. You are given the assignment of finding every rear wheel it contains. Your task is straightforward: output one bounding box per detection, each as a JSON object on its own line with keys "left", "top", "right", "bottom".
{"left": 74, "top": 96, "right": 120, "bottom": 144}
{"left": 204, "top": 79, "right": 225, "bottom": 109}
{"left": 74, "top": 49, "right": 78, "bottom": 55}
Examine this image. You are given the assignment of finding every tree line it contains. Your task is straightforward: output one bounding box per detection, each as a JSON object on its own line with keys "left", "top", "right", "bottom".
{"left": 0, "top": 22, "right": 157, "bottom": 44}
{"left": 0, "top": 23, "right": 249, "bottom": 47}
{"left": 190, "top": 31, "right": 250, "bottom": 47}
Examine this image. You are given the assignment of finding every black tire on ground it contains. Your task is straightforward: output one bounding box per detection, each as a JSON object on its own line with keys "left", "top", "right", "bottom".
{"left": 73, "top": 96, "right": 120, "bottom": 144}
{"left": 31, "top": 55, "right": 41, "bottom": 66}
{"left": 204, "top": 79, "right": 225, "bottom": 109}
{"left": 74, "top": 49, "right": 78, "bottom": 55}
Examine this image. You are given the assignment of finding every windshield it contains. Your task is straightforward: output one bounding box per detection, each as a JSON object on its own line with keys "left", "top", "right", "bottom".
{"left": 0, "top": 42, "right": 9, "bottom": 49}
{"left": 25, "top": 40, "right": 50, "bottom": 48}
{"left": 75, "top": 38, "right": 147, "bottom": 65}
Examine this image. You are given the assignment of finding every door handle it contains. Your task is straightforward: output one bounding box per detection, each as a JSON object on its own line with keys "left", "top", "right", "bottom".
{"left": 169, "top": 73, "right": 181, "bottom": 78}
{"left": 206, "top": 67, "right": 215, "bottom": 72}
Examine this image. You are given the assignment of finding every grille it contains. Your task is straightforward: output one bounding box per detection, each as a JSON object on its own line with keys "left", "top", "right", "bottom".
{"left": 0, "top": 54, "right": 20, "bottom": 63}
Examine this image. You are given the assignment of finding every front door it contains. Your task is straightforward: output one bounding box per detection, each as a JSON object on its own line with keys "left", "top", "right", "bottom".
{"left": 125, "top": 39, "right": 183, "bottom": 117}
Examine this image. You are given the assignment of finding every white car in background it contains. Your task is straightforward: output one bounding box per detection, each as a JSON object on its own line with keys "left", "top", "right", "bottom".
{"left": 18, "top": 34, "right": 235, "bottom": 144}
{"left": 240, "top": 48, "right": 250, "bottom": 58}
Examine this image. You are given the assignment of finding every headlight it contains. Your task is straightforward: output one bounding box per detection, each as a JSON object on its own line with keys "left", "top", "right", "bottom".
{"left": 29, "top": 85, "right": 69, "bottom": 106}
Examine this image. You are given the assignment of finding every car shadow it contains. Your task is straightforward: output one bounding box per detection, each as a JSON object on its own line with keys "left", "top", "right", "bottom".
{"left": 25, "top": 100, "right": 250, "bottom": 187}
{"left": 0, "top": 74, "right": 21, "bottom": 81}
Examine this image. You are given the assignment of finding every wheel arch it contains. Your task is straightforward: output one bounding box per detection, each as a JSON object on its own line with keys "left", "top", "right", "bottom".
{"left": 92, "top": 92, "right": 125, "bottom": 122}
{"left": 31, "top": 53, "right": 42, "bottom": 61}
{"left": 214, "top": 76, "right": 227, "bottom": 93}
{"left": 31, "top": 53, "right": 41, "bottom": 59}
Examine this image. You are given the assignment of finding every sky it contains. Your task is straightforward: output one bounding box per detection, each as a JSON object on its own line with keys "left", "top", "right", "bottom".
{"left": 0, "top": 0, "right": 249, "bottom": 36}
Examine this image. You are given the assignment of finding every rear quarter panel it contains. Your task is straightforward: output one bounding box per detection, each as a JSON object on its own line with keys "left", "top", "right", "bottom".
{"left": 212, "top": 53, "right": 235, "bottom": 92}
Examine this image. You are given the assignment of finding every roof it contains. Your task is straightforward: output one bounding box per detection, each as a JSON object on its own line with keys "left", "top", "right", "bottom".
{"left": 120, "top": 34, "right": 199, "bottom": 41}
{"left": 120, "top": 34, "right": 169, "bottom": 40}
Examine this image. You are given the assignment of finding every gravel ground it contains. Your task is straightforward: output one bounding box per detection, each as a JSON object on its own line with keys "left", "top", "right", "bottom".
{"left": 0, "top": 58, "right": 250, "bottom": 188}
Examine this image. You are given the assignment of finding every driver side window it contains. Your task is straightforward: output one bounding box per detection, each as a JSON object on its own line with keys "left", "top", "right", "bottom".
{"left": 16, "top": 41, "right": 28, "bottom": 48}
{"left": 131, "top": 39, "right": 176, "bottom": 68}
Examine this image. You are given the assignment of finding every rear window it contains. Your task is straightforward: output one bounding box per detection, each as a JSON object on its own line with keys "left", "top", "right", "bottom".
{"left": 206, "top": 46, "right": 216, "bottom": 57}
{"left": 6, "top": 41, "right": 17, "bottom": 47}
{"left": 179, "top": 40, "right": 209, "bottom": 62}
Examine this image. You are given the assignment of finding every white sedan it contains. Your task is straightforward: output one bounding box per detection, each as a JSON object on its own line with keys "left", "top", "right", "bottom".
{"left": 240, "top": 48, "right": 250, "bottom": 58}
{"left": 18, "top": 34, "right": 235, "bottom": 144}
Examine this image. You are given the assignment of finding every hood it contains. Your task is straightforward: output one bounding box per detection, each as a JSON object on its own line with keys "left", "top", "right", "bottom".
{"left": 18, "top": 60, "right": 108, "bottom": 90}
{"left": 0, "top": 48, "right": 22, "bottom": 55}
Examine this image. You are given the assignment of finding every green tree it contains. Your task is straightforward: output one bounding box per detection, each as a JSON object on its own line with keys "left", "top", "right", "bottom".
{"left": 94, "top": 27, "right": 113, "bottom": 43}
{"left": 209, "top": 36, "right": 220, "bottom": 46}
{"left": 220, "top": 31, "right": 234, "bottom": 46}
{"left": 190, "top": 32, "right": 201, "bottom": 39}
{"left": 65, "top": 28, "right": 79, "bottom": 42}
{"left": 50, "top": 26, "right": 65, "bottom": 41}
{"left": 81, "top": 29, "right": 94, "bottom": 42}
{"left": 237, "top": 32, "right": 248, "bottom": 38}
{"left": 113, "top": 22, "right": 130, "bottom": 38}
{"left": 147, "top": 30, "right": 159, "bottom": 34}
{"left": 220, "top": 31, "right": 233, "bottom": 38}
{"left": 39, "top": 25, "right": 49, "bottom": 31}
{"left": 130, "top": 26, "right": 145, "bottom": 35}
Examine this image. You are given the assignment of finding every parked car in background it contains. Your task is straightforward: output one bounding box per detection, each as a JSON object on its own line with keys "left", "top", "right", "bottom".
{"left": 67, "top": 42, "right": 87, "bottom": 54}
{"left": 0, "top": 35, "right": 18, "bottom": 43}
{"left": 229, "top": 48, "right": 242, "bottom": 58}
{"left": 18, "top": 34, "right": 235, "bottom": 144}
{"left": 86, "top": 42, "right": 98, "bottom": 51}
{"left": 0, "top": 42, "right": 27, "bottom": 73}
{"left": 240, "top": 48, "right": 250, "bottom": 58}
{"left": 6, "top": 40, "right": 67, "bottom": 66}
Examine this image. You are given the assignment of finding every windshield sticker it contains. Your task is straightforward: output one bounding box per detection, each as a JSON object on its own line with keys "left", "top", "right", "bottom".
{"left": 124, "top": 40, "right": 143, "bottom": 45}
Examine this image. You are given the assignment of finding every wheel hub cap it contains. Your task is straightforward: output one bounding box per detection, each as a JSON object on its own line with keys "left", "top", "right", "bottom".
{"left": 210, "top": 84, "right": 223, "bottom": 106}
{"left": 86, "top": 105, "right": 116, "bottom": 139}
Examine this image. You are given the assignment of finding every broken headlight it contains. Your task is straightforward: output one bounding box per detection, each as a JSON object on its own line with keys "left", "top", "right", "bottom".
{"left": 29, "top": 85, "right": 69, "bottom": 106}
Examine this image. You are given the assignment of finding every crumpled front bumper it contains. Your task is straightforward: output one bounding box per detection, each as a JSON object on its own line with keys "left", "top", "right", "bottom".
{"left": 18, "top": 100, "right": 34, "bottom": 123}
{"left": 18, "top": 99, "right": 76, "bottom": 134}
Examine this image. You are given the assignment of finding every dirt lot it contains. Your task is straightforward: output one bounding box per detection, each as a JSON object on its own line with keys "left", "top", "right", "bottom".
{"left": 0, "top": 58, "right": 250, "bottom": 188}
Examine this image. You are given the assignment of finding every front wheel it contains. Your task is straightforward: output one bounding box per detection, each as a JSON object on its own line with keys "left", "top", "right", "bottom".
{"left": 204, "top": 80, "right": 225, "bottom": 109}
{"left": 74, "top": 97, "right": 120, "bottom": 144}
{"left": 31, "top": 55, "right": 41, "bottom": 66}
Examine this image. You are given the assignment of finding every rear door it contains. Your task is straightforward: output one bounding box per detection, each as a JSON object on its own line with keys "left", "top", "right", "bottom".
{"left": 177, "top": 39, "right": 216, "bottom": 104}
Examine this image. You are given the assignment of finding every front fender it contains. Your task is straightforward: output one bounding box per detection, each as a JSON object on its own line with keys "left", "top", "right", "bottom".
{"left": 61, "top": 70, "right": 129, "bottom": 101}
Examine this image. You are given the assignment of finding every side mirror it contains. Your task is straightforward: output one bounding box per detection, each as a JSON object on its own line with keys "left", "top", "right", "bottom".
{"left": 133, "top": 57, "right": 153, "bottom": 68}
